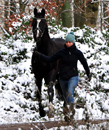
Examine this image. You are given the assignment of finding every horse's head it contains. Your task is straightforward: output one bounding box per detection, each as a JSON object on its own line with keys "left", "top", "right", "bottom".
{"left": 32, "top": 8, "right": 47, "bottom": 42}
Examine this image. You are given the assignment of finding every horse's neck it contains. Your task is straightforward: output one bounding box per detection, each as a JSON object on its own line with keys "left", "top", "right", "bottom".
{"left": 37, "top": 31, "right": 50, "bottom": 54}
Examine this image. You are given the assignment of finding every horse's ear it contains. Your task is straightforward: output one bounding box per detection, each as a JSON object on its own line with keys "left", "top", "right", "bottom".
{"left": 34, "top": 8, "right": 37, "bottom": 17}
{"left": 41, "top": 8, "right": 45, "bottom": 17}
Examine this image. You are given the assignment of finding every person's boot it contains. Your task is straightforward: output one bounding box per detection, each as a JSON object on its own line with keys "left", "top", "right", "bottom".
{"left": 69, "top": 103, "right": 75, "bottom": 120}
{"left": 63, "top": 105, "right": 70, "bottom": 122}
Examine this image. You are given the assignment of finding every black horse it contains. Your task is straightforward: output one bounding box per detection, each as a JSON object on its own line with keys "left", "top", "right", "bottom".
{"left": 31, "top": 8, "right": 65, "bottom": 117}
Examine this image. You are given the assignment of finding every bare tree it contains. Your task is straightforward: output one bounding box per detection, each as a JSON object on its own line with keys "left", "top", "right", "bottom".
{"left": 4, "top": 0, "right": 9, "bottom": 18}
{"left": 10, "top": 0, "right": 16, "bottom": 15}
{"left": 19, "top": 0, "right": 29, "bottom": 14}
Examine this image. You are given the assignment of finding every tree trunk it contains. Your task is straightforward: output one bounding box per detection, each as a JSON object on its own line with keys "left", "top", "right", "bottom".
{"left": 61, "top": 0, "right": 72, "bottom": 27}
{"left": 4, "top": 0, "right": 9, "bottom": 29}
{"left": 84, "top": 0, "right": 86, "bottom": 17}
{"left": 19, "top": 0, "right": 26, "bottom": 14}
{"left": 10, "top": 0, "right": 16, "bottom": 15}
{"left": 4, "top": 0, "right": 8, "bottom": 18}
{"left": 100, "top": 0, "right": 103, "bottom": 31}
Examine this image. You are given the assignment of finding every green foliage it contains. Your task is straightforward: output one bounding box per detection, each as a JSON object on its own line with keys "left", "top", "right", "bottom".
{"left": 2, "top": 52, "right": 7, "bottom": 55}
{"left": 76, "top": 97, "right": 84, "bottom": 103}
{"left": 102, "top": 30, "right": 109, "bottom": 47}
{"left": 47, "top": 15, "right": 56, "bottom": 27}
{"left": 47, "top": 15, "right": 64, "bottom": 35}
{"left": 4, "top": 15, "right": 33, "bottom": 42}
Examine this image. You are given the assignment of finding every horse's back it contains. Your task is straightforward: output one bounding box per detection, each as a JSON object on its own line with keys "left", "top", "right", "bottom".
{"left": 51, "top": 38, "right": 65, "bottom": 51}
{"left": 52, "top": 38, "right": 65, "bottom": 46}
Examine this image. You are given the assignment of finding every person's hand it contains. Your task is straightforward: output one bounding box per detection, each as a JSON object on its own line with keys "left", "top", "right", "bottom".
{"left": 88, "top": 73, "right": 92, "bottom": 81}
{"left": 34, "top": 51, "right": 40, "bottom": 56}
{"left": 33, "top": 50, "right": 41, "bottom": 62}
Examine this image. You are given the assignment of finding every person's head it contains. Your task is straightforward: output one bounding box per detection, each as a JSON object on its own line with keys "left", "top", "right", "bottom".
{"left": 65, "top": 31, "right": 75, "bottom": 48}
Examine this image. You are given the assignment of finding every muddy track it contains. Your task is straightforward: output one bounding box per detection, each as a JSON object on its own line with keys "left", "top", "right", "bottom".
{"left": 0, "top": 119, "right": 109, "bottom": 130}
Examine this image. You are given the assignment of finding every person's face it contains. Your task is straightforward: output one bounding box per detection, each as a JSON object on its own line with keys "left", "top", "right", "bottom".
{"left": 66, "top": 41, "right": 73, "bottom": 48}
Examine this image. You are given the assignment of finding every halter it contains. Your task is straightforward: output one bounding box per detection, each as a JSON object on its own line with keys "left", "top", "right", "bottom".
{"left": 33, "top": 17, "right": 46, "bottom": 42}
{"left": 34, "top": 18, "right": 46, "bottom": 20}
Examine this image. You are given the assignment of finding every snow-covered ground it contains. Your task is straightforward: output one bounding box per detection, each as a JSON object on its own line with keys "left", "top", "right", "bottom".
{"left": 0, "top": 26, "right": 109, "bottom": 129}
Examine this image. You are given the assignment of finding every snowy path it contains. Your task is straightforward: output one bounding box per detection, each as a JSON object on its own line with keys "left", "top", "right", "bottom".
{"left": 0, "top": 119, "right": 108, "bottom": 130}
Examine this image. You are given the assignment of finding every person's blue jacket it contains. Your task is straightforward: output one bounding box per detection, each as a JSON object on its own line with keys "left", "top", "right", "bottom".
{"left": 39, "top": 44, "right": 90, "bottom": 80}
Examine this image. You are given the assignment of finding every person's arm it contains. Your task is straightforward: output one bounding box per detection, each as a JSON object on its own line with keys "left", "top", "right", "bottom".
{"left": 34, "top": 50, "right": 61, "bottom": 63}
{"left": 78, "top": 50, "right": 91, "bottom": 81}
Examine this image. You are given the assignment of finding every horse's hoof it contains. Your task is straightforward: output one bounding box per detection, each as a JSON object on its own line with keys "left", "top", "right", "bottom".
{"left": 48, "top": 102, "right": 54, "bottom": 118}
{"left": 46, "top": 110, "right": 54, "bottom": 118}
{"left": 48, "top": 110, "right": 54, "bottom": 118}
{"left": 39, "top": 104, "right": 46, "bottom": 117}
{"left": 39, "top": 109, "right": 46, "bottom": 117}
{"left": 64, "top": 115, "right": 70, "bottom": 122}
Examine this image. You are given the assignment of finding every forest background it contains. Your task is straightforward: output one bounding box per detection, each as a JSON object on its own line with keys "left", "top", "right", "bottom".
{"left": 0, "top": 0, "right": 109, "bottom": 129}
{"left": 0, "top": 0, "right": 109, "bottom": 38}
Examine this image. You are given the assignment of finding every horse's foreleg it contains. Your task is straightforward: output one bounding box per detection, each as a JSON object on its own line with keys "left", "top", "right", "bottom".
{"left": 36, "top": 78, "right": 46, "bottom": 117}
{"left": 47, "top": 81, "right": 54, "bottom": 117}
{"left": 45, "top": 69, "right": 57, "bottom": 117}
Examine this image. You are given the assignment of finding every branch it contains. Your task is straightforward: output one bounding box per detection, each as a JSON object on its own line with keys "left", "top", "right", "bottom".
{"left": 0, "top": 26, "right": 10, "bottom": 36}
{"left": 61, "top": 9, "right": 73, "bottom": 14}
{"left": 24, "top": 0, "right": 29, "bottom": 5}
{"left": 74, "top": 3, "right": 85, "bottom": 13}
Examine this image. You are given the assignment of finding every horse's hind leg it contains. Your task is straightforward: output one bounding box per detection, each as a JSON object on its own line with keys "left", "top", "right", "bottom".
{"left": 48, "top": 81, "right": 54, "bottom": 102}
{"left": 47, "top": 81, "right": 54, "bottom": 117}
{"left": 36, "top": 78, "right": 46, "bottom": 117}
{"left": 55, "top": 80, "right": 63, "bottom": 100}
